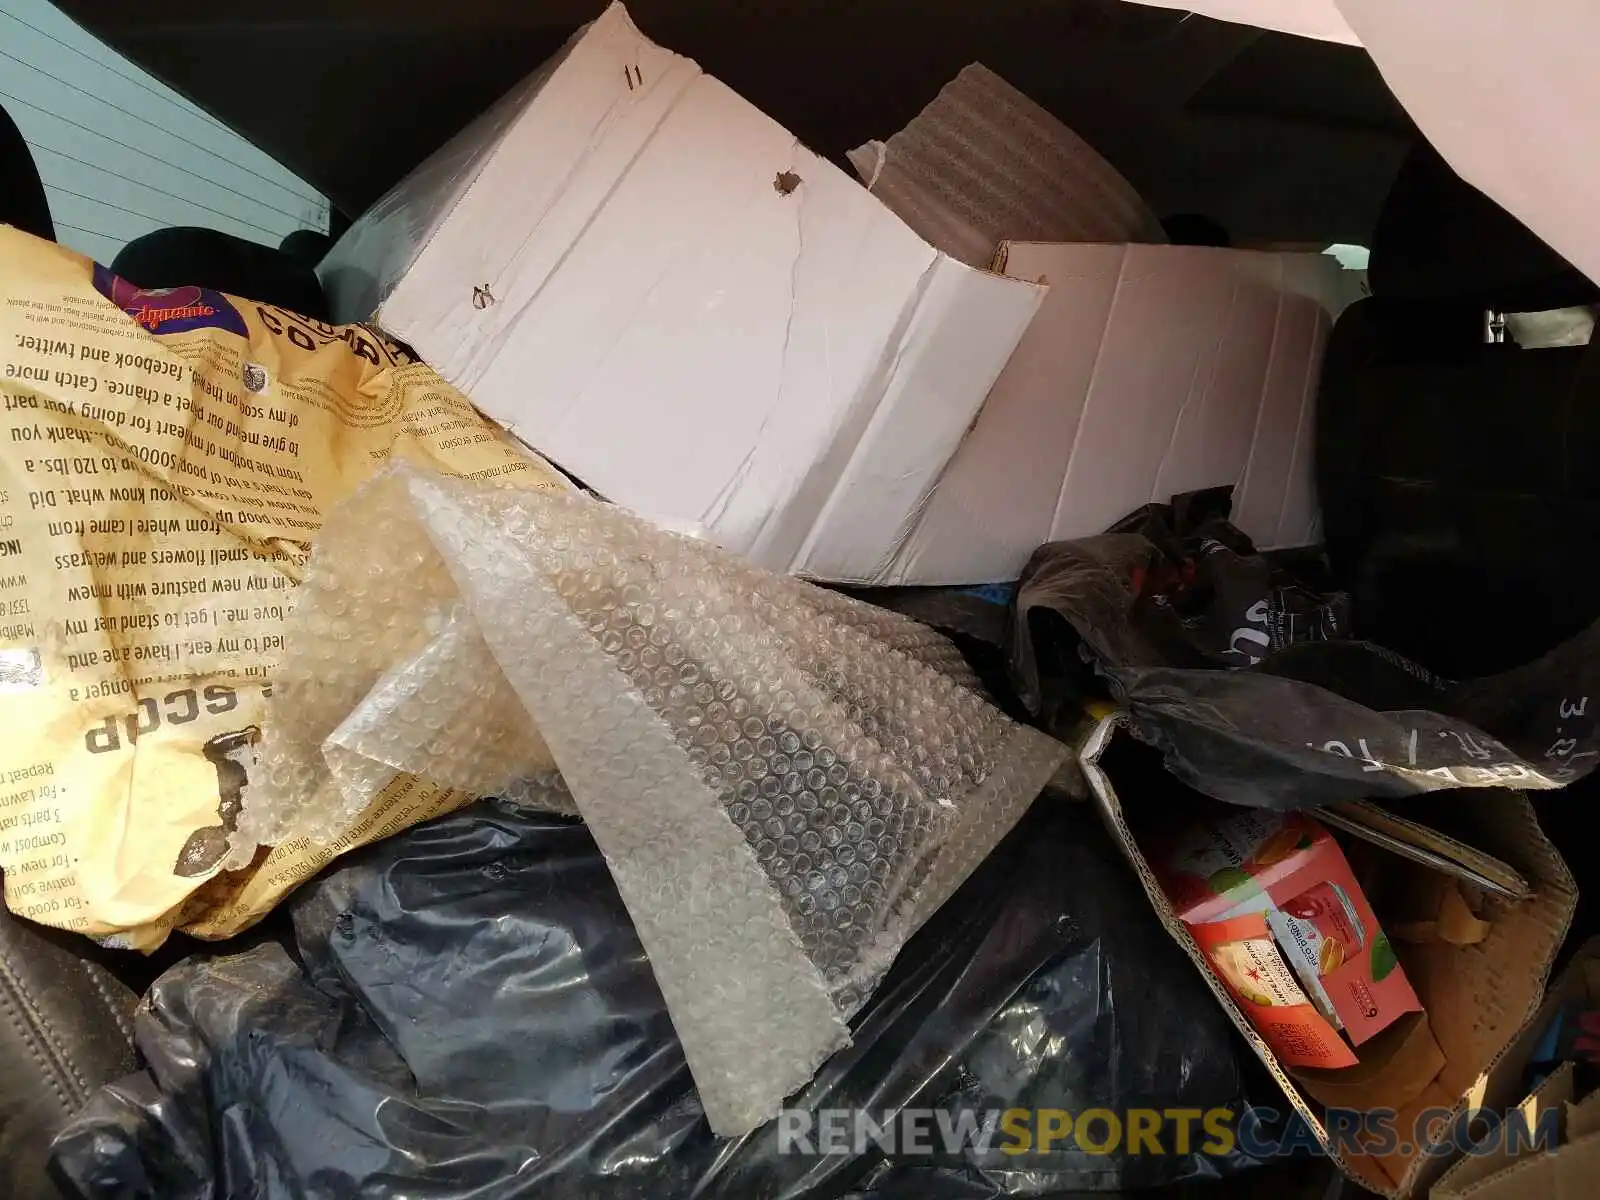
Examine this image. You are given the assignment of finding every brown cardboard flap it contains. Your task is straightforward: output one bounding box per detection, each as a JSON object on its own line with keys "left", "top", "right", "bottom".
{"left": 1569, "top": 1089, "right": 1600, "bottom": 1143}
{"left": 1317, "top": 802, "right": 1530, "bottom": 901}
{"left": 1388, "top": 876, "right": 1492, "bottom": 947}
{"left": 1082, "top": 715, "right": 1576, "bottom": 1200}
{"left": 1433, "top": 1062, "right": 1574, "bottom": 1199}
{"left": 1455, "top": 1124, "right": 1600, "bottom": 1199}
{"left": 1378, "top": 1081, "right": 1459, "bottom": 1189}
{"left": 1436, "top": 940, "right": 1600, "bottom": 1199}
{"left": 1365, "top": 779, "right": 1574, "bottom": 1199}
{"left": 1292, "top": 1012, "right": 1445, "bottom": 1114}
{"left": 1434, "top": 881, "right": 1492, "bottom": 946}
{"left": 1466, "top": 939, "right": 1600, "bottom": 1102}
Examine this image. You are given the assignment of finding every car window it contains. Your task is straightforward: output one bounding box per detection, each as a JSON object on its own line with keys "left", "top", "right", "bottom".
{"left": 0, "top": 0, "right": 328, "bottom": 265}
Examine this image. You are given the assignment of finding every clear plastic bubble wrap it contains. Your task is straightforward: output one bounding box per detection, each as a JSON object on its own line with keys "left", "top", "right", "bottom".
{"left": 240, "top": 465, "right": 1067, "bottom": 1134}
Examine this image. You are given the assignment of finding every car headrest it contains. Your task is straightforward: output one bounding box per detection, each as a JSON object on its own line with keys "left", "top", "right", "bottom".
{"left": 0, "top": 103, "right": 53, "bottom": 242}
{"left": 112, "top": 227, "right": 329, "bottom": 321}
{"left": 1369, "top": 140, "right": 1596, "bottom": 311}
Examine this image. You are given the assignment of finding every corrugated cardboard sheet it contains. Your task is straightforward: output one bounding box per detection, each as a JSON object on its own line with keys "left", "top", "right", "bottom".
{"left": 318, "top": 48, "right": 574, "bottom": 325}
{"left": 892, "top": 243, "right": 1346, "bottom": 584}
{"left": 1441, "top": 1123, "right": 1600, "bottom": 1199}
{"left": 1317, "top": 802, "right": 1531, "bottom": 901}
{"left": 1434, "top": 941, "right": 1600, "bottom": 1199}
{"left": 846, "top": 63, "right": 1166, "bottom": 269}
{"left": 1571, "top": 1089, "right": 1600, "bottom": 1143}
{"left": 1432, "top": 1063, "right": 1574, "bottom": 1199}
{"left": 322, "top": 7, "right": 1364, "bottom": 587}
{"left": 1082, "top": 716, "right": 1576, "bottom": 1198}
{"left": 318, "top": 2, "right": 1045, "bottom": 586}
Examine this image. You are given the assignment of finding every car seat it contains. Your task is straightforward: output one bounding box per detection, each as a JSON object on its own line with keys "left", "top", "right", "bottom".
{"left": 1, "top": 101, "right": 53, "bottom": 241}
{"left": 5, "top": 97, "right": 331, "bottom": 320}
{"left": 112, "top": 226, "right": 333, "bottom": 321}
{"left": 1316, "top": 141, "right": 1600, "bottom": 970}
{"left": 1317, "top": 140, "right": 1600, "bottom": 681}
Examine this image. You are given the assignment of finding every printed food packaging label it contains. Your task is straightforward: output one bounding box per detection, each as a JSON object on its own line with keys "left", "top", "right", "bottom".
{"left": 0, "top": 227, "right": 566, "bottom": 948}
{"left": 1157, "top": 809, "right": 1421, "bottom": 1067}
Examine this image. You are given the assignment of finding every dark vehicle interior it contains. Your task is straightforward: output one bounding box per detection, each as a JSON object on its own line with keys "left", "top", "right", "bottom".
{"left": 2, "top": 3, "right": 1598, "bottom": 1198}
{"left": 54, "top": 0, "right": 1416, "bottom": 246}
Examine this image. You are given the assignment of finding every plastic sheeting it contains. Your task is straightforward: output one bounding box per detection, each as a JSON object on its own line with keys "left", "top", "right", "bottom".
{"left": 53, "top": 797, "right": 1270, "bottom": 1198}
{"left": 231, "top": 465, "right": 1066, "bottom": 1135}
{"left": 1011, "top": 488, "right": 1600, "bottom": 810}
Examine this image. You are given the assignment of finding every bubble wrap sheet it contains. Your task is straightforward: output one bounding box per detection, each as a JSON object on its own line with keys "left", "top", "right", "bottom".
{"left": 244, "top": 466, "right": 1067, "bottom": 1135}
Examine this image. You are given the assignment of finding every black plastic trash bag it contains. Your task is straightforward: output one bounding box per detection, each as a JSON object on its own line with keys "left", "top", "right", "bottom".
{"left": 1012, "top": 488, "right": 1600, "bottom": 810}
{"left": 53, "top": 797, "right": 1268, "bottom": 1198}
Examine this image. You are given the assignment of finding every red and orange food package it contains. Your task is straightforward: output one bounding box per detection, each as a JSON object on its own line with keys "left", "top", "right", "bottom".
{"left": 1155, "top": 809, "right": 1421, "bottom": 1069}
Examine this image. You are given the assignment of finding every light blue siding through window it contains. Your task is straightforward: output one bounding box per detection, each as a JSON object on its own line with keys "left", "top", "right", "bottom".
{"left": 0, "top": 0, "right": 328, "bottom": 265}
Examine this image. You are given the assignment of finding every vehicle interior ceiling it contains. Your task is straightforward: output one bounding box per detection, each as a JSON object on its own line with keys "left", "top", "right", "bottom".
{"left": 53, "top": 0, "right": 1418, "bottom": 249}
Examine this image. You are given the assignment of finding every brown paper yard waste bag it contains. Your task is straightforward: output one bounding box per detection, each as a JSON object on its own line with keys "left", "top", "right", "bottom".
{"left": 0, "top": 226, "right": 566, "bottom": 948}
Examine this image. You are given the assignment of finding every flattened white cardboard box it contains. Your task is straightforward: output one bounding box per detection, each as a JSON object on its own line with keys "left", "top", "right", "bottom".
{"left": 322, "top": 2, "right": 1348, "bottom": 585}
{"left": 889, "top": 242, "right": 1346, "bottom": 584}
{"left": 320, "top": 1, "right": 1046, "bottom": 584}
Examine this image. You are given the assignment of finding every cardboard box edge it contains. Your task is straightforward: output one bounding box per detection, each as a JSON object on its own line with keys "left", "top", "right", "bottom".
{"left": 1077, "top": 715, "right": 1397, "bottom": 1197}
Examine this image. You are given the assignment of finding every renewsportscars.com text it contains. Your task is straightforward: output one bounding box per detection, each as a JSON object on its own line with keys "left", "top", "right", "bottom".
{"left": 776, "top": 1105, "right": 1558, "bottom": 1160}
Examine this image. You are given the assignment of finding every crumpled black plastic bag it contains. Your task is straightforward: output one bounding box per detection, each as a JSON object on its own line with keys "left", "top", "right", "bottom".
{"left": 1012, "top": 488, "right": 1600, "bottom": 809}
{"left": 52, "top": 798, "right": 1267, "bottom": 1198}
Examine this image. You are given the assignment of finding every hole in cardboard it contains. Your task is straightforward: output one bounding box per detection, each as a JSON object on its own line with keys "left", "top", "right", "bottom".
{"left": 773, "top": 171, "right": 801, "bottom": 197}
{"left": 472, "top": 285, "right": 495, "bottom": 310}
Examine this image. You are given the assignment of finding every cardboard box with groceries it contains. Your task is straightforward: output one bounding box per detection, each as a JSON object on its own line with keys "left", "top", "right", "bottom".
{"left": 1154, "top": 808, "right": 1423, "bottom": 1071}
{"left": 1081, "top": 715, "right": 1576, "bottom": 1198}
